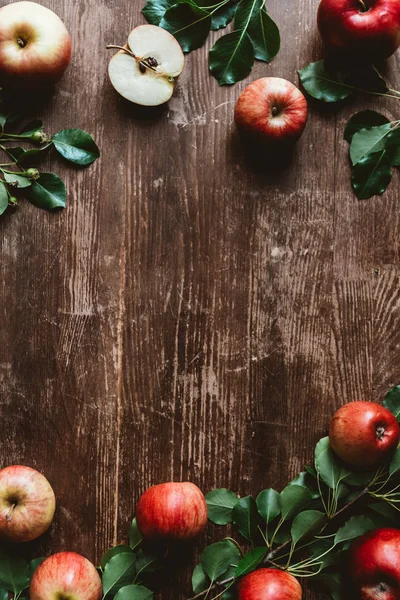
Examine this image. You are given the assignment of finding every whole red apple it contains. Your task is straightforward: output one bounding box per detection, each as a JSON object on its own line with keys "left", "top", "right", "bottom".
{"left": 317, "top": 0, "right": 400, "bottom": 60}
{"left": 30, "top": 552, "right": 102, "bottom": 600}
{"left": 234, "top": 77, "right": 308, "bottom": 146}
{"left": 0, "top": 465, "right": 55, "bottom": 542}
{"left": 238, "top": 569, "right": 302, "bottom": 600}
{"left": 0, "top": 1, "right": 72, "bottom": 86}
{"left": 329, "top": 401, "right": 399, "bottom": 468}
{"left": 136, "top": 482, "right": 208, "bottom": 541}
{"left": 348, "top": 528, "right": 400, "bottom": 599}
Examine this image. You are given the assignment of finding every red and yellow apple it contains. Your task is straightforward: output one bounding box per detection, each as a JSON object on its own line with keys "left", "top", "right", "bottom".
{"left": 0, "top": 465, "right": 55, "bottom": 542}
{"left": 136, "top": 482, "right": 208, "bottom": 541}
{"left": 329, "top": 401, "right": 399, "bottom": 468}
{"left": 0, "top": 1, "right": 71, "bottom": 86}
{"left": 238, "top": 569, "right": 302, "bottom": 600}
{"left": 30, "top": 552, "right": 102, "bottom": 600}
{"left": 317, "top": 0, "right": 400, "bottom": 60}
{"left": 234, "top": 77, "right": 308, "bottom": 146}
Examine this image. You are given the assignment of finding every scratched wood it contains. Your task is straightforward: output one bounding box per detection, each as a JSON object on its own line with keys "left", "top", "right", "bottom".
{"left": 1, "top": 0, "right": 400, "bottom": 598}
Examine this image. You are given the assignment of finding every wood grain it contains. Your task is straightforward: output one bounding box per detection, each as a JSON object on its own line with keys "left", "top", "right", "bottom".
{"left": 1, "top": 0, "right": 400, "bottom": 598}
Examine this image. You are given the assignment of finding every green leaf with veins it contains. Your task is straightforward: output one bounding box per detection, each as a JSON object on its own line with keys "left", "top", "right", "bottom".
{"left": 192, "top": 564, "right": 210, "bottom": 594}
{"left": 350, "top": 123, "right": 392, "bottom": 165}
{"left": 279, "top": 484, "right": 312, "bottom": 520}
{"left": 291, "top": 510, "right": 326, "bottom": 546}
{"left": 160, "top": 2, "right": 211, "bottom": 52}
{"left": 135, "top": 550, "right": 160, "bottom": 578}
{"left": 352, "top": 150, "right": 392, "bottom": 200}
{"left": 101, "top": 546, "right": 132, "bottom": 570}
{"left": 0, "top": 553, "right": 29, "bottom": 595}
{"left": 238, "top": 1, "right": 280, "bottom": 63}
{"left": 142, "top": 0, "right": 177, "bottom": 24}
{"left": 29, "top": 173, "right": 66, "bottom": 210}
{"left": 389, "top": 447, "right": 400, "bottom": 476}
{"left": 289, "top": 471, "right": 320, "bottom": 499}
{"left": 19, "top": 120, "right": 43, "bottom": 137}
{"left": 334, "top": 515, "right": 375, "bottom": 545}
{"left": 384, "top": 385, "right": 400, "bottom": 420}
{"left": 209, "top": 30, "right": 254, "bottom": 85}
{"left": 52, "top": 129, "right": 100, "bottom": 166}
{"left": 129, "top": 518, "right": 143, "bottom": 551}
{"left": 233, "top": 495, "right": 258, "bottom": 541}
{"left": 315, "top": 437, "right": 350, "bottom": 490}
{"left": 206, "top": 488, "right": 238, "bottom": 525}
{"left": 3, "top": 172, "right": 31, "bottom": 188}
{"left": 102, "top": 553, "right": 137, "bottom": 598}
{"left": 5, "top": 147, "right": 25, "bottom": 162}
{"left": 114, "top": 585, "right": 153, "bottom": 600}
{"left": 298, "top": 60, "right": 353, "bottom": 103}
{"left": 344, "top": 111, "right": 390, "bottom": 143}
{"left": 200, "top": 540, "right": 241, "bottom": 583}
{"left": 0, "top": 182, "right": 8, "bottom": 216}
{"left": 18, "top": 143, "right": 53, "bottom": 163}
{"left": 197, "top": 0, "right": 237, "bottom": 30}
{"left": 256, "top": 488, "right": 280, "bottom": 524}
{"left": 234, "top": 548, "right": 266, "bottom": 578}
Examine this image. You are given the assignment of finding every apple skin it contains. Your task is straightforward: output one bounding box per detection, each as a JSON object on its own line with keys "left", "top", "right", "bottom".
{"left": 30, "top": 552, "right": 102, "bottom": 600}
{"left": 238, "top": 569, "right": 302, "bottom": 600}
{"left": 329, "top": 401, "right": 400, "bottom": 468}
{"left": 0, "top": 465, "right": 55, "bottom": 543}
{"left": 136, "top": 482, "right": 208, "bottom": 541}
{"left": 234, "top": 77, "right": 308, "bottom": 147}
{"left": 317, "top": 0, "right": 400, "bottom": 61}
{"left": 348, "top": 528, "right": 400, "bottom": 600}
{"left": 0, "top": 1, "right": 71, "bottom": 87}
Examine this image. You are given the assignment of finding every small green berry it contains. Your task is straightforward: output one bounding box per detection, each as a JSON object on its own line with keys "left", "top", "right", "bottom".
{"left": 8, "top": 196, "right": 17, "bottom": 206}
{"left": 26, "top": 168, "right": 40, "bottom": 180}
{"left": 31, "top": 130, "right": 47, "bottom": 144}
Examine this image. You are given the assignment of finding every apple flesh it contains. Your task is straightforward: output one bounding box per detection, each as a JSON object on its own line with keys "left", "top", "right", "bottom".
{"left": 135, "top": 482, "right": 208, "bottom": 541}
{"left": 238, "top": 569, "right": 302, "bottom": 600}
{"left": 108, "top": 25, "right": 184, "bottom": 106}
{"left": 0, "top": 465, "right": 55, "bottom": 543}
{"left": 234, "top": 77, "right": 308, "bottom": 146}
{"left": 317, "top": 0, "right": 400, "bottom": 60}
{"left": 0, "top": 1, "right": 71, "bottom": 86}
{"left": 348, "top": 528, "right": 400, "bottom": 600}
{"left": 30, "top": 552, "right": 102, "bottom": 600}
{"left": 329, "top": 401, "right": 399, "bottom": 468}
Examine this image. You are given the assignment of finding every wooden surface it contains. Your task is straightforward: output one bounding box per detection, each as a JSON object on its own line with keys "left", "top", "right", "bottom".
{"left": 1, "top": 0, "right": 400, "bottom": 598}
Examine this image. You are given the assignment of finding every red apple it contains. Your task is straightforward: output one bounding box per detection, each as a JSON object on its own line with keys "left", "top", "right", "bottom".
{"left": 30, "top": 552, "right": 102, "bottom": 600}
{"left": 317, "top": 0, "right": 400, "bottom": 60}
{"left": 238, "top": 569, "right": 302, "bottom": 600}
{"left": 0, "top": 465, "right": 55, "bottom": 542}
{"left": 0, "top": 1, "right": 72, "bottom": 86}
{"left": 135, "top": 482, "right": 208, "bottom": 541}
{"left": 234, "top": 77, "right": 308, "bottom": 146}
{"left": 348, "top": 528, "right": 400, "bottom": 599}
{"left": 329, "top": 401, "right": 399, "bottom": 468}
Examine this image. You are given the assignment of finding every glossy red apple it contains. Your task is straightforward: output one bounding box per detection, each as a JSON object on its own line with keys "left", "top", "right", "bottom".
{"left": 0, "top": 465, "right": 55, "bottom": 542}
{"left": 136, "top": 482, "right": 208, "bottom": 541}
{"left": 329, "top": 401, "right": 399, "bottom": 468}
{"left": 0, "top": 1, "right": 72, "bottom": 86}
{"left": 238, "top": 569, "right": 302, "bottom": 600}
{"left": 348, "top": 528, "right": 400, "bottom": 599}
{"left": 30, "top": 552, "right": 102, "bottom": 600}
{"left": 317, "top": 0, "right": 400, "bottom": 60}
{"left": 234, "top": 77, "right": 308, "bottom": 146}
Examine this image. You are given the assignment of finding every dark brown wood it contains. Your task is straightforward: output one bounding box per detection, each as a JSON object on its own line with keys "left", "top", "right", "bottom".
{"left": 1, "top": 0, "right": 400, "bottom": 598}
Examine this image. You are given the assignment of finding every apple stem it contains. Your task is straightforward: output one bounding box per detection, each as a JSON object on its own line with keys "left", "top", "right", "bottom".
{"left": 6, "top": 504, "right": 16, "bottom": 522}
{"left": 357, "top": 0, "right": 367, "bottom": 10}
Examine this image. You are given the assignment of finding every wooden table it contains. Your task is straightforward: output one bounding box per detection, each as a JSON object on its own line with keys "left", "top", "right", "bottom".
{"left": 1, "top": 0, "right": 400, "bottom": 598}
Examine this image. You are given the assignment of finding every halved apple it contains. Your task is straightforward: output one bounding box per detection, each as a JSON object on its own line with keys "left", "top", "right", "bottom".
{"left": 108, "top": 24, "right": 184, "bottom": 106}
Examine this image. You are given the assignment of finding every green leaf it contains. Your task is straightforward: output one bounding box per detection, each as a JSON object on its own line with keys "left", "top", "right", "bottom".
{"left": 129, "top": 518, "right": 144, "bottom": 551}
{"left": 234, "top": 548, "right": 266, "bottom": 578}
{"left": 315, "top": 437, "right": 350, "bottom": 490}
{"left": 279, "top": 484, "right": 312, "bottom": 521}
{"left": 114, "top": 585, "right": 153, "bottom": 600}
{"left": 291, "top": 510, "right": 326, "bottom": 546}
{"left": 0, "top": 553, "right": 29, "bottom": 595}
{"left": 344, "top": 111, "right": 390, "bottom": 143}
{"left": 0, "top": 183, "right": 8, "bottom": 216}
{"left": 352, "top": 150, "right": 392, "bottom": 200}
{"left": 209, "top": 30, "right": 254, "bottom": 85}
{"left": 135, "top": 551, "right": 160, "bottom": 578}
{"left": 389, "top": 447, "right": 400, "bottom": 476}
{"left": 5, "top": 147, "right": 25, "bottom": 161}
{"left": 192, "top": 564, "right": 210, "bottom": 594}
{"left": 369, "top": 501, "right": 399, "bottom": 524}
{"left": 385, "top": 128, "right": 400, "bottom": 166}
{"left": 52, "top": 129, "right": 100, "bottom": 166}
{"left": 334, "top": 515, "right": 375, "bottom": 545}
{"left": 232, "top": 495, "right": 258, "bottom": 541}
{"left": 101, "top": 546, "right": 132, "bottom": 570}
{"left": 142, "top": 0, "right": 176, "bottom": 24}
{"left": 29, "top": 173, "right": 66, "bottom": 210}
{"left": 256, "top": 488, "right": 280, "bottom": 524}
{"left": 102, "top": 553, "right": 136, "bottom": 598}
{"left": 344, "top": 470, "right": 375, "bottom": 487}
{"left": 350, "top": 123, "right": 392, "bottom": 165}
{"left": 234, "top": 0, "right": 261, "bottom": 28}
{"left": 201, "top": 540, "right": 241, "bottom": 583}
{"left": 18, "top": 143, "right": 53, "bottom": 163}
{"left": 160, "top": 3, "right": 211, "bottom": 52}
{"left": 209, "top": 2, "right": 237, "bottom": 30}
{"left": 384, "top": 385, "right": 400, "bottom": 420}
{"left": 0, "top": 105, "right": 11, "bottom": 130}
{"left": 29, "top": 558, "right": 45, "bottom": 578}
{"left": 0, "top": 588, "right": 8, "bottom": 600}
{"left": 315, "top": 573, "right": 343, "bottom": 600}
{"left": 3, "top": 172, "right": 31, "bottom": 189}
{"left": 206, "top": 489, "right": 238, "bottom": 525}
{"left": 289, "top": 472, "right": 320, "bottom": 500}
{"left": 19, "top": 119, "right": 43, "bottom": 137}
{"left": 247, "top": 8, "right": 280, "bottom": 62}
{"left": 298, "top": 60, "right": 353, "bottom": 103}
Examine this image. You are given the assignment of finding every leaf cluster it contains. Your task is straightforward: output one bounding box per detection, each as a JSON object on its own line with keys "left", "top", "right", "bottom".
{"left": 142, "top": 0, "right": 280, "bottom": 85}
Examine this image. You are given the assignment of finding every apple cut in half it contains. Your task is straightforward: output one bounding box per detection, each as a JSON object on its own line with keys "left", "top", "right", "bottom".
{"left": 108, "top": 25, "right": 184, "bottom": 106}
